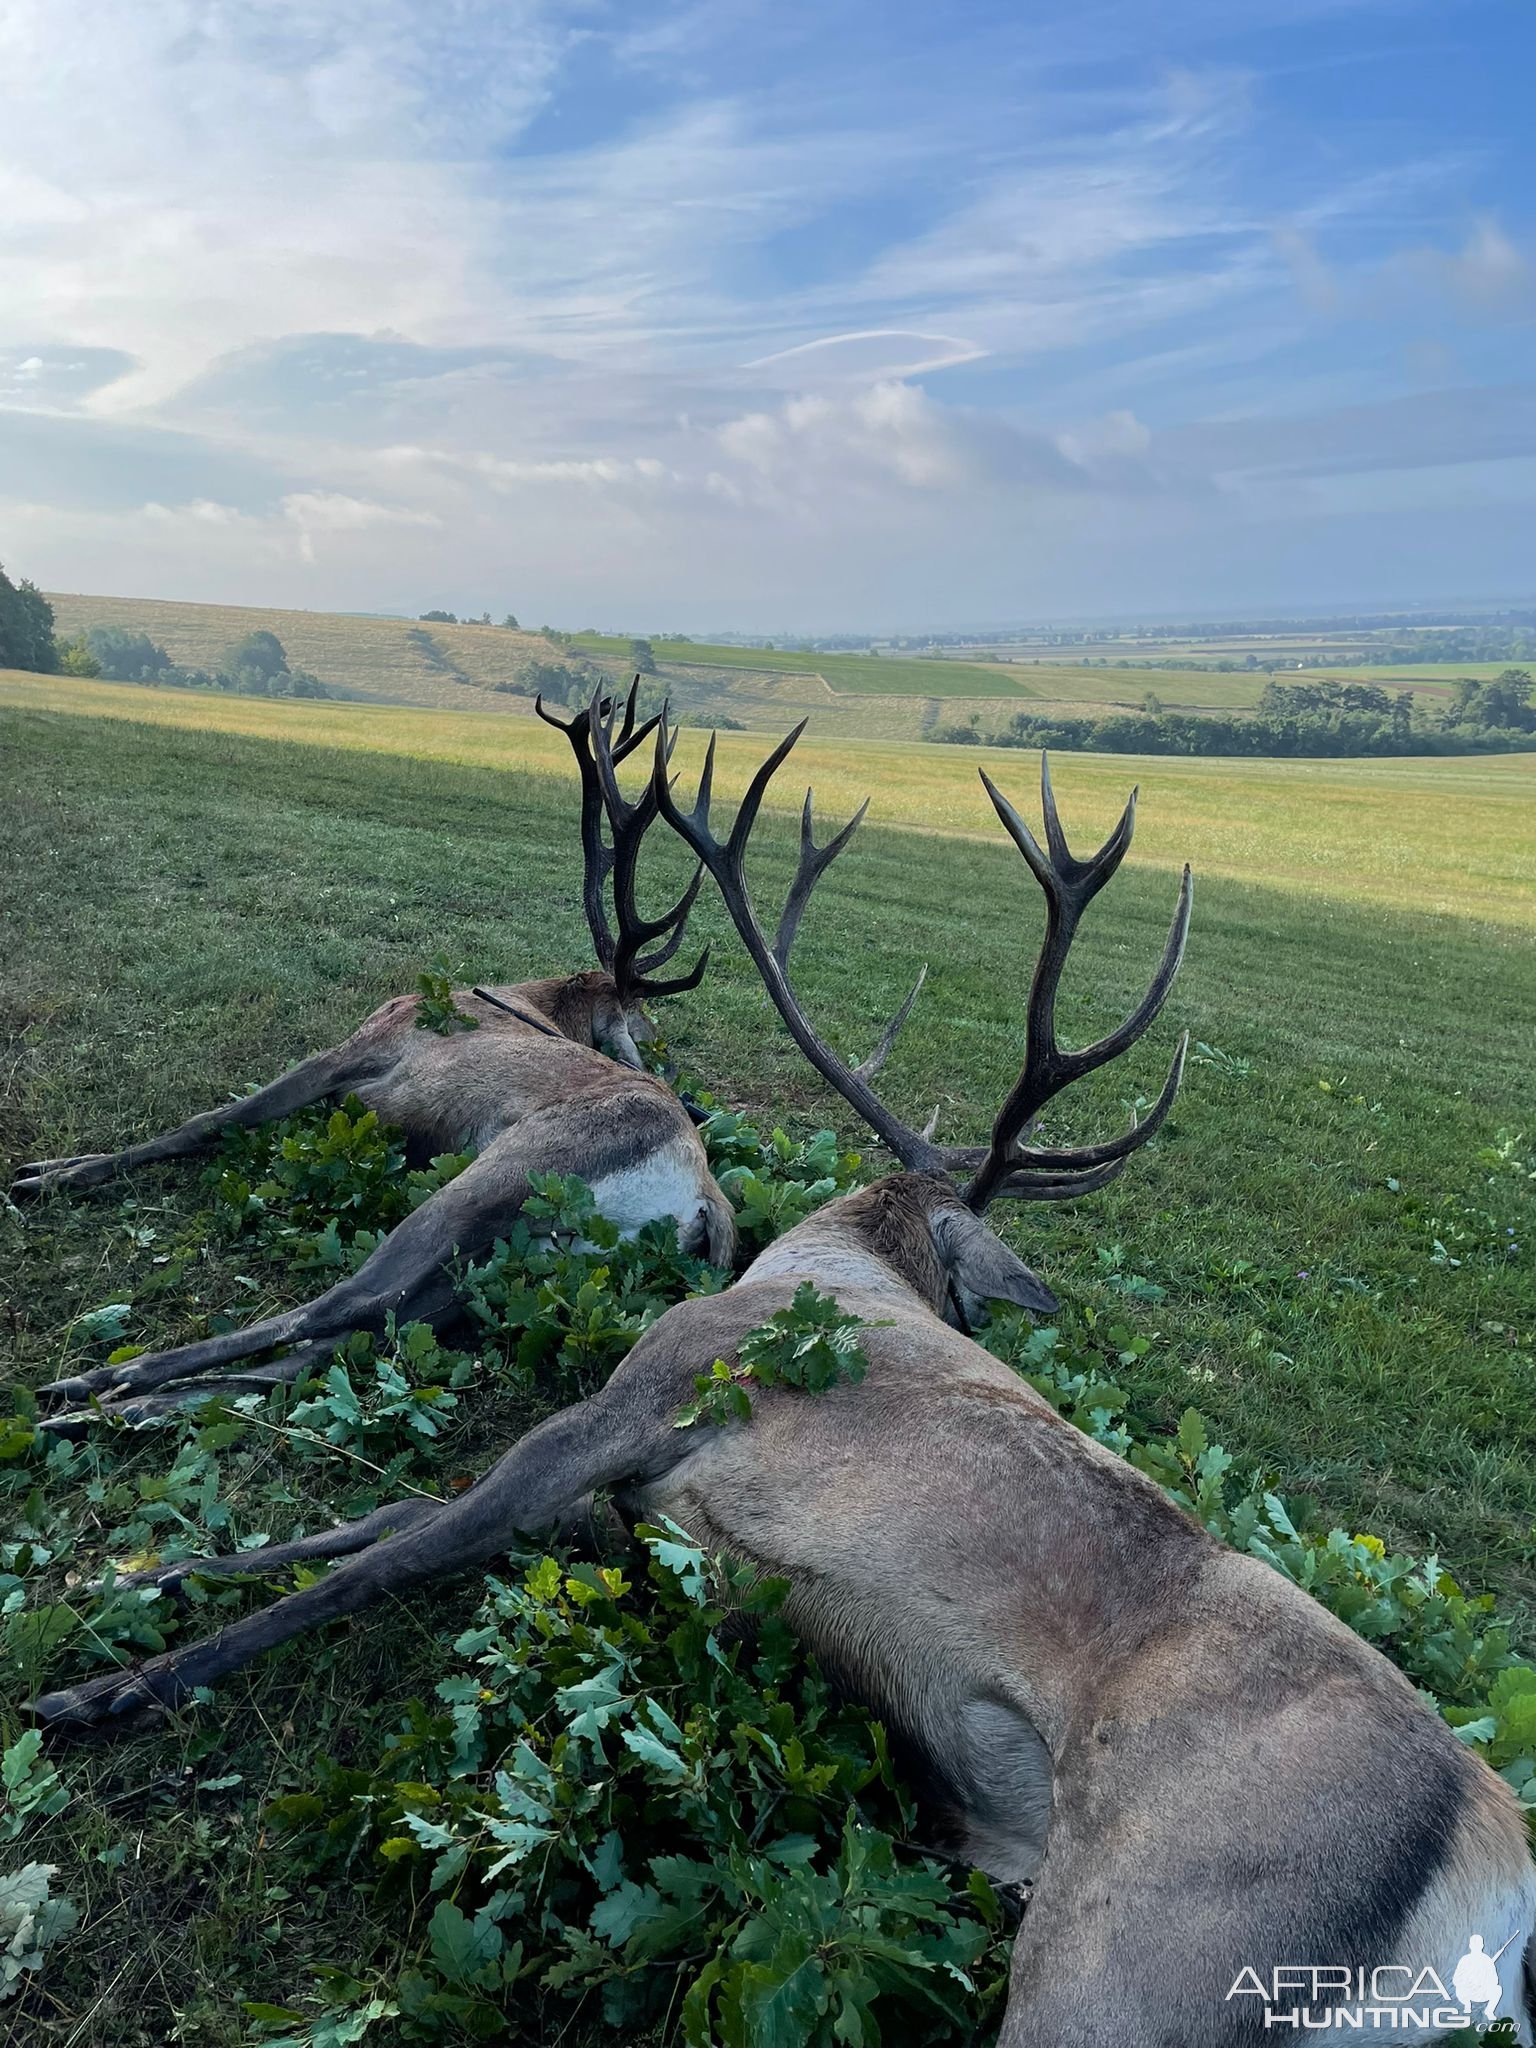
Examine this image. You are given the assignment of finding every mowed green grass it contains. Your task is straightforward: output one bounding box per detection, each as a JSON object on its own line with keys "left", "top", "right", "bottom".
{"left": 2, "top": 696, "right": 1533, "bottom": 2040}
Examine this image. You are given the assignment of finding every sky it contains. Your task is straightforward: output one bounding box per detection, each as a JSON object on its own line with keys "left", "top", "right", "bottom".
{"left": 2, "top": 0, "right": 1533, "bottom": 633}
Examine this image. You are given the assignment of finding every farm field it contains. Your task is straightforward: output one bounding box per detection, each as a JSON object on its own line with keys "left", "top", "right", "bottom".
{"left": 33, "top": 597, "right": 1508, "bottom": 748}
{"left": 568, "top": 631, "right": 1031, "bottom": 697}
{"left": 2, "top": 683, "right": 1533, "bottom": 2042}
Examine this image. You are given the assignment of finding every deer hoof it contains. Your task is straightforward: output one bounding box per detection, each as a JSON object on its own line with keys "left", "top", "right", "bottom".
{"left": 28, "top": 1666, "right": 174, "bottom": 1731}
{"left": 10, "top": 1154, "right": 116, "bottom": 1200}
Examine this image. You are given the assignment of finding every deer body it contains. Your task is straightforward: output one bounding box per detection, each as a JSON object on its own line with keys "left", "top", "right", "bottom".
{"left": 33, "top": 1178, "right": 1536, "bottom": 2044}
{"left": 22, "top": 692, "right": 732, "bottom": 1418}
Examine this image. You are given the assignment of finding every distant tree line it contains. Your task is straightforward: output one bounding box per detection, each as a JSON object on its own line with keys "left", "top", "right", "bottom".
{"left": 936, "top": 675, "right": 1536, "bottom": 759}
{"left": 65, "top": 624, "right": 329, "bottom": 698}
{"left": 420, "top": 609, "right": 520, "bottom": 628}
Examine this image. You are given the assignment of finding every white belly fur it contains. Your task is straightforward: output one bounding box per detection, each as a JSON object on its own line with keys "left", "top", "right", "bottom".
{"left": 586, "top": 1145, "right": 704, "bottom": 1243}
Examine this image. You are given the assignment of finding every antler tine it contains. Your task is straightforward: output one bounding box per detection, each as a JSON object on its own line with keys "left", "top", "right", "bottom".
{"left": 853, "top": 963, "right": 927, "bottom": 1081}
{"left": 962, "top": 751, "right": 1191, "bottom": 1212}
{"left": 772, "top": 787, "right": 870, "bottom": 970}
{"left": 652, "top": 717, "right": 941, "bottom": 1169}
{"left": 587, "top": 694, "right": 708, "bottom": 1001}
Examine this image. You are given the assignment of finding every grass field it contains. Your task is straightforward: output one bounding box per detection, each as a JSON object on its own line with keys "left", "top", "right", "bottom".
{"left": 2, "top": 683, "right": 1533, "bottom": 2042}
{"left": 6, "top": 671, "right": 1535, "bottom": 925}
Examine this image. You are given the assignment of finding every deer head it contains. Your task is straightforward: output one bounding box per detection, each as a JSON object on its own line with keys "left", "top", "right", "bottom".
{"left": 534, "top": 681, "right": 709, "bottom": 1064}
{"left": 651, "top": 717, "right": 1192, "bottom": 1317}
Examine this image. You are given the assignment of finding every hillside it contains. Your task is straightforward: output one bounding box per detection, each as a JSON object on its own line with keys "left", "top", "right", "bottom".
{"left": 38, "top": 594, "right": 1497, "bottom": 744}
{"left": 46, "top": 591, "right": 557, "bottom": 717}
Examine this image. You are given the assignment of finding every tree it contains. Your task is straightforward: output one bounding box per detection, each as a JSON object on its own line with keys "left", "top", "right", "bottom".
{"left": 56, "top": 635, "right": 102, "bottom": 677}
{"left": 1141, "top": 691, "right": 1164, "bottom": 716}
{"left": 1450, "top": 669, "right": 1535, "bottom": 730}
{"left": 420, "top": 609, "right": 458, "bottom": 624}
{"left": 501, "top": 614, "right": 520, "bottom": 630}
{"left": 84, "top": 626, "right": 173, "bottom": 679}
{"left": 0, "top": 563, "right": 58, "bottom": 672}
{"left": 221, "top": 630, "right": 288, "bottom": 686}
{"left": 629, "top": 638, "right": 658, "bottom": 675}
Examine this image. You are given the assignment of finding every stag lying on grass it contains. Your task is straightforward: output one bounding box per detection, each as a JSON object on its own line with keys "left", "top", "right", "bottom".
{"left": 20, "top": 690, "right": 735, "bottom": 1425}
{"left": 31, "top": 733, "right": 1534, "bottom": 2046}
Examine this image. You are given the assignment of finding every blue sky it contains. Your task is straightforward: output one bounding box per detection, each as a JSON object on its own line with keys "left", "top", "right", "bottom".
{"left": 1, "top": 0, "right": 1532, "bottom": 630}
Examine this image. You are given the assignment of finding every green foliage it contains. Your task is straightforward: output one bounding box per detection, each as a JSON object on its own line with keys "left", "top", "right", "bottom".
{"left": 287, "top": 1322, "right": 475, "bottom": 1464}
{"left": 0, "top": 563, "right": 58, "bottom": 673}
{"left": 55, "top": 634, "right": 102, "bottom": 677}
{"left": 76, "top": 619, "right": 331, "bottom": 698}
{"left": 1, "top": 1729, "right": 70, "bottom": 1840}
{"left": 497, "top": 655, "right": 602, "bottom": 704}
{"left": 413, "top": 963, "right": 480, "bottom": 1036}
{"left": 207, "top": 1098, "right": 470, "bottom": 1268}
{"left": 0, "top": 1862, "right": 79, "bottom": 2003}
{"left": 223, "top": 630, "right": 290, "bottom": 685}
{"left": 458, "top": 1173, "right": 726, "bottom": 1404}
{"left": 84, "top": 623, "right": 174, "bottom": 678}
{"left": 676, "top": 1283, "right": 876, "bottom": 1428}
{"left": 936, "top": 679, "right": 1536, "bottom": 758}
{"left": 701, "top": 1110, "right": 861, "bottom": 1252}
{"left": 266, "top": 1525, "right": 1006, "bottom": 2045}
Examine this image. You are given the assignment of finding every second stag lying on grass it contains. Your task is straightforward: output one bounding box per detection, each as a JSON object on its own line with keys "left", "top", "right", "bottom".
{"left": 22, "top": 690, "right": 734, "bottom": 1422}
{"left": 32, "top": 734, "right": 1534, "bottom": 2047}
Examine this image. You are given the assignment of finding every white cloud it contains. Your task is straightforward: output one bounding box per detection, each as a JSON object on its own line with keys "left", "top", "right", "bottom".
{"left": 1, "top": 3, "right": 1532, "bottom": 625}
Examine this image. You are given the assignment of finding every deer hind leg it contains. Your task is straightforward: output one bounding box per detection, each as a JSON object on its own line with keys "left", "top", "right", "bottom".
{"left": 39, "top": 1138, "right": 535, "bottom": 1406}
{"left": 10, "top": 1045, "right": 360, "bottom": 1201}
{"left": 29, "top": 1387, "right": 678, "bottom": 1729}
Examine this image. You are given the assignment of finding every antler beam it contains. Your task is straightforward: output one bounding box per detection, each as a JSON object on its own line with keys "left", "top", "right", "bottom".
{"left": 650, "top": 721, "right": 1191, "bottom": 1209}
{"left": 652, "top": 718, "right": 937, "bottom": 1169}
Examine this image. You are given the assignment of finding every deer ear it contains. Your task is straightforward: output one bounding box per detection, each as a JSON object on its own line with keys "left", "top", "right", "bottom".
{"left": 931, "top": 1207, "right": 1059, "bottom": 1317}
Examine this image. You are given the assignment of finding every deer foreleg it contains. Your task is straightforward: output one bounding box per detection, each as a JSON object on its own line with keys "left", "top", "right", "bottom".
{"left": 36, "top": 1342, "right": 339, "bottom": 1435}
{"left": 40, "top": 1142, "right": 534, "bottom": 1405}
{"left": 11, "top": 1046, "right": 358, "bottom": 1200}
{"left": 102, "top": 1495, "right": 448, "bottom": 1596}
{"left": 30, "top": 1389, "right": 675, "bottom": 1729}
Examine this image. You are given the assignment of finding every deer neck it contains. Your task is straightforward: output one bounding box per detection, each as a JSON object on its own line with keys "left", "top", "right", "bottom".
{"left": 740, "top": 1215, "right": 933, "bottom": 1313}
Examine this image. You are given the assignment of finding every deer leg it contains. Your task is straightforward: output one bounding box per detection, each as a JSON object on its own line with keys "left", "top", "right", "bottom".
{"left": 30, "top": 1387, "right": 677, "bottom": 1729}
{"left": 40, "top": 1141, "right": 534, "bottom": 1405}
{"left": 10, "top": 1046, "right": 358, "bottom": 1200}
{"left": 35, "top": 1343, "right": 338, "bottom": 1436}
{"left": 101, "top": 1495, "right": 448, "bottom": 1596}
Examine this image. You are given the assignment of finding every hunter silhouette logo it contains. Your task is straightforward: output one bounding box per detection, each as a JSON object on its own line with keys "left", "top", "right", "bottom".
{"left": 1226, "top": 1932, "right": 1520, "bottom": 2031}
{"left": 1452, "top": 1933, "right": 1516, "bottom": 2024}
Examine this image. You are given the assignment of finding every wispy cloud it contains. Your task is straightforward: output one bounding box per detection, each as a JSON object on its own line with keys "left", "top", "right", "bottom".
{"left": 1, "top": 0, "right": 1532, "bottom": 624}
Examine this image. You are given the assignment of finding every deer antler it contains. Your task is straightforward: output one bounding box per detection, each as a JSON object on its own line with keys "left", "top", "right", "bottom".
{"left": 652, "top": 720, "right": 1190, "bottom": 1206}
{"left": 957, "top": 756, "right": 1191, "bottom": 1211}
{"left": 651, "top": 718, "right": 940, "bottom": 1170}
{"left": 537, "top": 680, "right": 707, "bottom": 999}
